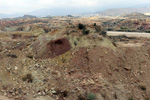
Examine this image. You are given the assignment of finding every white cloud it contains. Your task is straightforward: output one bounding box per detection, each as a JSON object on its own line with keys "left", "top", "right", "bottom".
{"left": 0, "top": 0, "right": 149, "bottom": 14}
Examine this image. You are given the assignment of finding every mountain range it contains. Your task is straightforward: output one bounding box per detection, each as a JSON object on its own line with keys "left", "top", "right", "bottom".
{"left": 95, "top": 7, "right": 150, "bottom": 16}
{"left": 1, "top": 6, "right": 150, "bottom": 18}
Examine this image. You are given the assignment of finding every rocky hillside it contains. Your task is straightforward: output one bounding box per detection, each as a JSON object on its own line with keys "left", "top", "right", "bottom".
{"left": 0, "top": 17, "right": 150, "bottom": 100}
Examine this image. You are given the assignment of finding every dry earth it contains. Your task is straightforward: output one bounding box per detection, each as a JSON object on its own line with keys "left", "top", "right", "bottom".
{"left": 0, "top": 18, "right": 150, "bottom": 100}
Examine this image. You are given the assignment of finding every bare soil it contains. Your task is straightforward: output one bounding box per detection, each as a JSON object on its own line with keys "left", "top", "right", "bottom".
{"left": 0, "top": 19, "right": 150, "bottom": 100}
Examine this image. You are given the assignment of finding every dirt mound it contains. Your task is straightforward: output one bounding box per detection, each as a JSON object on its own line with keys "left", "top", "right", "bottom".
{"left": 32, "top": 35, "right": 71, "bottom": 59}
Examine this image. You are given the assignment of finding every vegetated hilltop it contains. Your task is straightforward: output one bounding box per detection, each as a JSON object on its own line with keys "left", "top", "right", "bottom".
{"left": 123, "top": 12, "right": 150, "bottom": 19}
{"left": 0, "top": 16, "right": 150, "bottom": 100}
{"left": 102, "top": 15, "right": 150, "bottom": 32}
{"left": 22, "top": 15, "right": 37, "bottom": 19}
{"left": 96, "top": 7, "right": 150, "bottom": 16}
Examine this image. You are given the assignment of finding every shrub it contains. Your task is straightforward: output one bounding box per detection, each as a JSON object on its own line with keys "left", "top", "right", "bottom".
{"left": 43, "top": 27, "right": 51, "bottom": 33}
{"left": 87, "top": 93, "right": 96, "bottom": 100}
{"left": 94, "top": 23, "right": 96, "bottom": 26}
{"left": 139, "top": 85, "right": 146, "bottom": 91}
{"left": 74, "top": 41, "right": 77, "bottom": 46}
{"left": 95, "top": 26, "right": 101, "bottom": 32}
{"left": 107, "top": 28, "right": 113, "bottom": 31}
{"left": 78, "top": 23, "right": 85, "bottom": 30}
{"left": 145, "top": 31, "right": 150, "bottom": 33}
{"left": 82, "top": 29, "right": 90, "bottom": 35}
{"left": 99, "top": 31, "right": 107, "bottom": 37}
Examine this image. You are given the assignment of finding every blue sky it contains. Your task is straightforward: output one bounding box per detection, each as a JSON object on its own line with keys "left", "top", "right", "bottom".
{"left": 0, "top": 0, "right": 150, "bottom": 14}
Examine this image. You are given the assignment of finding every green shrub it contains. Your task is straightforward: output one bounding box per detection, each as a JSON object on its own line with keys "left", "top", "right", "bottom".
{"left": 87, "top": 93, "right": 96, "bottom": 100}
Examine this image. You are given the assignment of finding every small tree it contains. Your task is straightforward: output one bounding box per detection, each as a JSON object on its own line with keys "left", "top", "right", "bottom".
{"left": 78, "top": 23, "right": 85, "bottom": 30}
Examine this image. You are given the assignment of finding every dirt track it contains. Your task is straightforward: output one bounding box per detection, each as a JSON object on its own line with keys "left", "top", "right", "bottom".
{"left": 107, "top": 31, "right": 150, "bottom": 38}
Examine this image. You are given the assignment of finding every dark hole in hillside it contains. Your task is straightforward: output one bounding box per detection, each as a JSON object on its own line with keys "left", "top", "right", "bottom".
{"left": 55, "top": 40, "right": 63, "bottom": 45}
{"left": 35, "top": 38, "right": 71, "bottom": 59}
{"left": 48, "top": 38, "right": 71, "bottom": 57}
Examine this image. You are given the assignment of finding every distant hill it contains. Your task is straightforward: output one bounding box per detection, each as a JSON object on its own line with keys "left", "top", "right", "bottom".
{"left": 95, "top": 7, "right": 150, "bottom": 16}
{"left": 123, "top": 12, "right": 150, "bottom": 19}
{"left": 1, "top": 15, "right": 37, "bottom": 20}
{"left": 22, "top": 15, "right": 37, "bottom": 19}
{"left": 1, "top": 6, "right": 150, "bottom": 18}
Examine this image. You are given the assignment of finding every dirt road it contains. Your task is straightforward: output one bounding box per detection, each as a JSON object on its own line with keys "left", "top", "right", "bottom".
{"left": 107, "top": 31, "right": 150, "bottom": 38}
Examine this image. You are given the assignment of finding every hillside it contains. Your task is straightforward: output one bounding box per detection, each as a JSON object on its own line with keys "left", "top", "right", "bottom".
{"left": 123, "top": 12, "right": 150, "bottom": 19}
{"left": 96, "top": 7, "right": 150, "bottom": 16}
{"left": 22, "top": 15, "right": 37, "bottom": 19}
{"left": 0, "top": 16, "right": 150, "bottom": 100}
{"left": 1, "top": 15, "right": 37, "bottom": 20}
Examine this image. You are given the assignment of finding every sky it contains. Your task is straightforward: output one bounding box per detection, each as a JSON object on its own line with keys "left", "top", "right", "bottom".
{"left": 0, "top": 0, "right": 150, "bottom": 14}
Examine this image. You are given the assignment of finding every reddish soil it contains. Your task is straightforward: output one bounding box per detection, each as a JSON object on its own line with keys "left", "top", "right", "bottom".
{"left": 46, "top": 38, "right": 71, "bottom": 58}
